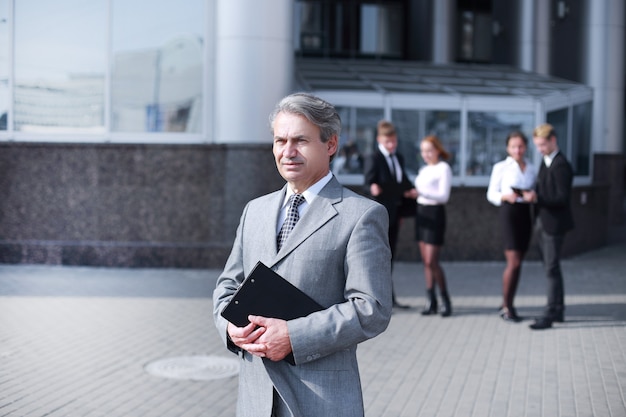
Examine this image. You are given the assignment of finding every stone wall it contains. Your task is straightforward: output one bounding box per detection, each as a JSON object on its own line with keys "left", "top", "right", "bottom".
{"left": 0, "top": 143, "right": 612, "bottom": 268}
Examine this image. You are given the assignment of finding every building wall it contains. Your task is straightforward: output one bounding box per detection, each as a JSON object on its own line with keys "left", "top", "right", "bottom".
{"left": 0, "top": 143, "right": 283, "bottom": 268}
{"left": 0, "top": 143, "right": 611, "bottom": 268}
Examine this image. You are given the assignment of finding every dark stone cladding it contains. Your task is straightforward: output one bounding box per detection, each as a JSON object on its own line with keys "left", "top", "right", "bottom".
{"left": 0, "top": 142, "right": 283, "bottom": 268}
{"left": 0, "top": 142, "right": 616, "bottom": 267}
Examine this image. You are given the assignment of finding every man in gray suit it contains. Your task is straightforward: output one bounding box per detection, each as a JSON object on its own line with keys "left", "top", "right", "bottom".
{"left": 213, "top": 93, "right": 393, "bottom": 417}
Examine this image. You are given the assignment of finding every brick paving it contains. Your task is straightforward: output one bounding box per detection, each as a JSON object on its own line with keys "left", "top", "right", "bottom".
{"left": 1, "top": 242, "right": 625, "bottom": 417}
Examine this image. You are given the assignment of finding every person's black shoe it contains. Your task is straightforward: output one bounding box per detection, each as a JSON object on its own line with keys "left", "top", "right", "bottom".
{"left": 499, "top": 307, "right": 522, "bottom": 323}
{"left": 440, "top": 291, "right": 452, "bottom": 317}
{"left": 421, "top": 289, "right": 438, "bottom": 315}
{"left": 529, "top": 316, "right": 553, "bottom": 330}
{"left": 552, "top": 312, "right": 564, "bottom": 323}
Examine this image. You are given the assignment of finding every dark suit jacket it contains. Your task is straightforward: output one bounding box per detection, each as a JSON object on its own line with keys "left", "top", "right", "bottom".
{"left": 536, "top": 152, "right": 574, "bottom": 235}
{"left": 363, "top": 150, "right": 413, "bottom": 212}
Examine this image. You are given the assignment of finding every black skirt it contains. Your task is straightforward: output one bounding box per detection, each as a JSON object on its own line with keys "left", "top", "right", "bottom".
{"left": 500, "top": 202, "right": 533, "bottom": 252}
{"left": 415, "top": 204, "right": 446, "bottom": 245}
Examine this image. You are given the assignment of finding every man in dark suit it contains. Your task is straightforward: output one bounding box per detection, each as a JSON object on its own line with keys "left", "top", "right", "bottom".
{"left": 364, "top": 120, "right": 416, "bottom": 309}
{"left": 523, "top": 123, "right": 574, "bottom": 330}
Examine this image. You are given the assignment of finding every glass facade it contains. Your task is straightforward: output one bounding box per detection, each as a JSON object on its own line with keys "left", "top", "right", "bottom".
{"left": 571, "top": 101, "right": 592, "bottom": 176}
{"left": 295, "top": 0, "right": 404, "bottom": 58}
{"left": 111, "top": 0, "right": 204, "bottom": 133}
{"left": 5, "top": 0, "right": 204, "bottom": 135}
{"left": 14, "top": 0, "right": 107, "bottom": 132}
{"left": 544, "top": 102, "right": 592, "bottom": 177}
{"left": 392, "top": 109, "right": 461, "bottom": 177}
{"left": 333, "top": 106, "right": 383, "bottom": 175}
{"left": 546, "top": 108, "right": 570, "bottom": 165}
{"left": 0, "top": 0, "right": 8, "bottom": 131}
{"left": 0, "top": 0, "right": 595, "bottom": 184}
{"left": 467, "top": 111, "right": 534, "bottom": 176}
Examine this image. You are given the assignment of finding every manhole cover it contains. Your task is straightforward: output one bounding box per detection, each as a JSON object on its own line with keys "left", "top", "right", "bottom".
{"left": 145, "top": 355, "right": 240, "bottom": 381}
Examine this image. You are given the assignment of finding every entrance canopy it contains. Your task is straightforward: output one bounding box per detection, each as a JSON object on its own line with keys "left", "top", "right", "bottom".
{"left": 295, "top": 58, "right": 593, "bottom": 185}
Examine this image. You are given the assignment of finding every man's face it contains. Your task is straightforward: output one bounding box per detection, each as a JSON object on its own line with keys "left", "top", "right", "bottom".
{"left": 377, "top": 133, "right": 398, "bottom": 154}
{"left": 272, "top": 112, "right": 337, "bottom": 193}
{"left": 533, "top": 135, "right": 557, "bottom": 156}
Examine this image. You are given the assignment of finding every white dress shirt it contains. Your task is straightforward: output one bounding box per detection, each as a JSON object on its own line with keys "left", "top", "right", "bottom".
{"left": 415, "top": 161, "right": 452, "bottom": 205}
{"left": 377, "top": 143, "right": 402, "bottom": 183}
{"left": 276, "top": 171, "right": 333, "bottom": 234}
{"left": 543, "top": 149, "right": 559, "bottom": 168}
{"left": 486, "top": 156, "right": 536, "bottom": 206}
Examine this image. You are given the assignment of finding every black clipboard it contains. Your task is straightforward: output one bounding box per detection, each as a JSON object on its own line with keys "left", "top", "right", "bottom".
{"left": 221, "top": 262, "right": 323, "bottom": 364}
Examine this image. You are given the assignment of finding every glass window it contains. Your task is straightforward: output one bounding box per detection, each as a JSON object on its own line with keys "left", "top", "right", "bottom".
{"left": 546, "top": 108, "right": 570, "bottom": 160}
{"left": 14, "top": 0, "right": 106, "bottom": 132}
{"left": 392, "top": 109, "right": 461, "bottom": 177}
{"left": 333, "top": 107, "right": 383, "bottom": 175}
{"left": 467, "top": 111, "right": 534, "bottom": 176}
{"left": 295, "top": 0, "right": 404, "bottom": 58}
{"left": 571, "top": 101, "right": 592, "bottom": 176}
{"left": 111, "top": 0, "right": 204, "bottom": 133}
{"left": 295, "top": 1, "right": 325, "bottom": 52}
{"left": 0, "top": 0, "right": 8, "bottom": 131}
{"left": 360, "top": 4, "right": 403, "bottom": 57}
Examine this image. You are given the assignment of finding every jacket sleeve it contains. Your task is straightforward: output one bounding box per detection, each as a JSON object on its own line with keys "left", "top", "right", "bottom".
{"left": 486, "top": 163, "right": 503, "bottom": 206}
{"left": 212, "top": 203, "right": 248, "bottom": 354}
{"left": 286, "top": 202, "right": 393, "bottom": 365}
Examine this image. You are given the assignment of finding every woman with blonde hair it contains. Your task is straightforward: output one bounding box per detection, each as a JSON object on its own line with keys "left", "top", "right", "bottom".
{"left": 413, "top": 135, "right": 453, "bottom": 317}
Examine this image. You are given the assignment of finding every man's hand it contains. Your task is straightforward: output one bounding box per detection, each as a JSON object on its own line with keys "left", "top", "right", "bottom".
{"left": 404, "top": 188, "right": 418, "bottom": 199}
{"left": 227, "top": 321, "right": 266, "bottom": 351}
{"left": 522, "top": 190, "right": 537, "bottom": 203}
{"left": 237, "top": 315, "right": 292, "bottom": 361}
{"left": 370, "top": 183, "right": 382, "bottom": 197}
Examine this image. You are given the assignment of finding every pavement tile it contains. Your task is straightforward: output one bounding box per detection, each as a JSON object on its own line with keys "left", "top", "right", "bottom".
{"left": 0, "top": 242, "right": 625, "bottom": 417}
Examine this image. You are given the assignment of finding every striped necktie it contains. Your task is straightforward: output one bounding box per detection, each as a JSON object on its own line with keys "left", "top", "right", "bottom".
{"left": 277, "top": 194, "right": 305, "bottom": 250}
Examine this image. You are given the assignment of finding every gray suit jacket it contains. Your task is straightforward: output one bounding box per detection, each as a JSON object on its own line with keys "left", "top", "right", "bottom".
{"left": 213, "top": 176, "right": 392, "bottom": 417}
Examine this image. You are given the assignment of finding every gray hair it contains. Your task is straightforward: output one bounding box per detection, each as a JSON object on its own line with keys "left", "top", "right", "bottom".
{"left": 269, "top": 92, "right": 342, "bottom": 143}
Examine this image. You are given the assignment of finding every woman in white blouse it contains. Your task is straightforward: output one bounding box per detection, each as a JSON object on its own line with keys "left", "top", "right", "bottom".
{"left": 412, "top": 135, "right": 453, "bottom": 317}
{"left": 487, "top": 131, "right": 537, "bottom": 322}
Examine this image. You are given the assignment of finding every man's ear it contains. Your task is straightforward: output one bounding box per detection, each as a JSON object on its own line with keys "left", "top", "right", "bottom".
{"left": 327, "top": 135, "right": 338, "bottom": 156}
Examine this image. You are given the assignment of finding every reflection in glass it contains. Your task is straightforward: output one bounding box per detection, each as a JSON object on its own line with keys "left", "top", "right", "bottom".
{"left": 546, "top": 108, "right": 570, "bottom": 160}
{"left": 111, "top": 0, "right": 204, "bottom": 133}
{"left": 360, "top": 4, "right": 403, "bottom": 57}
{"left": 14, "top": 0, "right": 106, "bottom": 132}
{"left": 392, "top": 109, "right": 461, "bottom": 176}
{"left": 296, "top": 1, "right": 325, "bottom": 51}
{"left": 0, "top": 0, "right": 7, "bottom": 130}
{"left": 572, "top": 102, "right": 592, "bottom": 176}
{"left": 333, "top": 107, "right": 383, "bottom": 175}
{"left": 467, "top": 111, "right": 534, "bottom": 176}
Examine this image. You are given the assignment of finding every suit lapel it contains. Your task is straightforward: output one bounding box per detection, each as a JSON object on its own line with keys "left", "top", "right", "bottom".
{"left": 273, "top": 178, "right": 342, "bottom": 261}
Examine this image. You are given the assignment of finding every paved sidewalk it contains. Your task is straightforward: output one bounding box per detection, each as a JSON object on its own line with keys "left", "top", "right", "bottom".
{"left": 1, "top": 243, "right": 625, "bottom": 417}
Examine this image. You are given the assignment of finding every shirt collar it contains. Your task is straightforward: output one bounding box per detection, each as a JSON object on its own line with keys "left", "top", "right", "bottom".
{"left": 282, "top": 171, "right": 333, "bottom": 208}
{"left": 544, "top": 149, "right": 559, "bottom": 167}
{"left": 378, "top": 143, "right": 393, "bottom": 157}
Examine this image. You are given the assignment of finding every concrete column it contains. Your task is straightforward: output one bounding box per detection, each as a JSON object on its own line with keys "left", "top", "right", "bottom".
{"left": 585, "top": 0, "right": 624, "bottom": 153}
{"left": 518, "top": 0, "right": 535, "bottom": 71}
{"left": 432, "top": 0, "right": 454, "bottom": 64}
{"left": 533, "top": 0, "right": 551, "bottom": 75}
{"left": 214, "top": 0, "right": 293, "bottom": 144}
